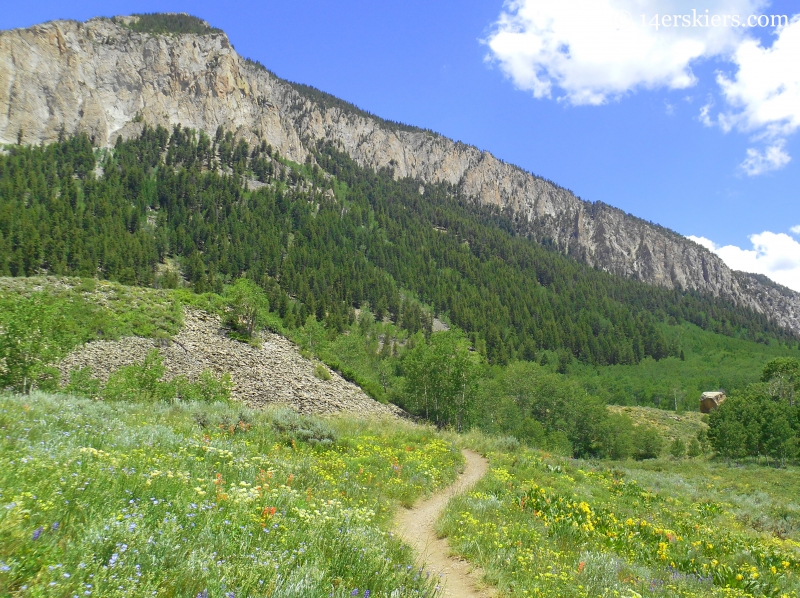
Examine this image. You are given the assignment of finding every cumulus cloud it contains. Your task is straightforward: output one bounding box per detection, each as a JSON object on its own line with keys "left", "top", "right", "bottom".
{"left": 687, "top": 231, "right": 800, "bottom": 291}
{"left": 792, "top": 225, "right": 800, "bottom": 234}
{"left": 688, "top": 235, "right": 717, "bottom": 252}
{"left": 716, "top": 15, "right": 800, "bottom": 174}
{"left": 484, "top": 0, "right": 761, "bottom": 105}
{"left": 485, "top": 1, "right": 799, "bottom": 174}
{"left": 699, "top": 101, "right": 715, "bottom": 126}
{"left": 716, "top": 15, "right": 800, "bottom": 138}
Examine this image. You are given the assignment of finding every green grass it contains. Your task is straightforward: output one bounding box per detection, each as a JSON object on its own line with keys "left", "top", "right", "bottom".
{"left": 0, "top": 276, "right": 183, "bottom": 341}
{"left": 607, "top": 406, "right": 707, "bottom": 447}
{"left": 4, "top": 387, "right": 800, "bottom": 597}
{"left": 441, "top": 439, "right": 800, "bottom": 597}
{"left": 572, "top": 322, "right": 800, "bottom": 408}
{"left": 0, "top": 393, "right": 463, "bottom": 597}
{"left": 0, "top": 277, "right": 184, "bottom": 392}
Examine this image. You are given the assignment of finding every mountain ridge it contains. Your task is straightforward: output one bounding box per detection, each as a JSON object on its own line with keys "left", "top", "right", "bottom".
{"left": 1, "top": 15, "right": 798, "bottom": 334}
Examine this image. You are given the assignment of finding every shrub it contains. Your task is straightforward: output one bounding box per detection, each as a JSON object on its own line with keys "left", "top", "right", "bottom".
{"left": 687, "top": 437, "right": 703, "bottom": 458}
{"left": 100, "top": 353, "right": 231, "bottom": 404}
{"left": 156, "top": 270, "right": 180, "bottom": 289}
{"left": 670, "top": 437, "right": 687, "bottom": 459}
{"left": 707, "top": 384, "right": 800, "bottom": 464}
{"left": 313, "top": 363, "right": 331, "bottom": 381}
{"left": 224, "top": 277, "right": 269, "bottom": 339}
{"left": 270, "top": 408, "right": 337, "bottom": 446}
{"left": 633, "top": 426, "right": 664, "bottom": 460}
{"left": 176, "top": 370, "right": 232, "bottom": 403}
{"left": 0, "top": 293, "right": 60, "bottom": 391}
{"left": 64, "top": 367, "right": 102, "bottom": 398}
{"left": 1, "top": 282, "right": 183, "bottom": 393}
{"left": 103, "top": 349, "right": 169, "bottom": 402}
{"left": 76, "top": 278, "right": 97, "bottom": 292}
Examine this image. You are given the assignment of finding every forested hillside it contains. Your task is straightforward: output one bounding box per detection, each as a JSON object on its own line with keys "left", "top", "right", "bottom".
{"left": 2, "top": 14, "right": 799, "bottom": 337}
{"left": 1, "top": 126, "right": 798, "bottom": 422}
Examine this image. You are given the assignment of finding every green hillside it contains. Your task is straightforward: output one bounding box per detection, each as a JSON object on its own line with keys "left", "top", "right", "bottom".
{"left": 607, "top": 405, "right": 707, "bottom": 447}
{"left": 1, "top": 127, "right": 798, "bottom": 431}
{"left": 0, "top": 278, "right": 658, "bottom": 460}
{"left": 572, "top": 322, "right": 799, "bottom": 409}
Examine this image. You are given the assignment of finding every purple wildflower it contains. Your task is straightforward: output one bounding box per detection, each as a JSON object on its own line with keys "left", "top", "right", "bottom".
{"left": 364, "top": 591, "right": 371, "bottom": 598}
{"left": 351, "top": 590, "right": 359, "bottom": 596}
{"left": 195, "top": 591, "right": 208, "bottom": 598}
{"left": 52, "top": 522, "right": 60, "bottom": 530}
{"left": 32, "top": 527, "right": 44, "bottom": 540}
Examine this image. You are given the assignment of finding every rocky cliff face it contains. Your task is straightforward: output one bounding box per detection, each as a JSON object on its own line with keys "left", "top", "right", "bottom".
{"left": 1, "top": 16, "right": 798, "bottom": 334}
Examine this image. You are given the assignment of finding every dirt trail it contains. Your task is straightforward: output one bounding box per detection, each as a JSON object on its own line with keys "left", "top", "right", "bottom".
{"left": 395, "top": 449, "right": 495, "bottom": 597}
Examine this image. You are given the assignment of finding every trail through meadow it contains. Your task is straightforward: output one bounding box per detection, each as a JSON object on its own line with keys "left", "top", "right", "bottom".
{"left": 394, "top": 449, "right": 495, "bottom": 597}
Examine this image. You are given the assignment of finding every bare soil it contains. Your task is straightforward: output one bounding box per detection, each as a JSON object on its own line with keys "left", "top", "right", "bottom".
{"left": 394, "top": 449, "right": 496, "bottom": 597}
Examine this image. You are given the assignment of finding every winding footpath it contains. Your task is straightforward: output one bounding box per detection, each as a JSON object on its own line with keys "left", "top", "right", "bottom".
{"left": 394, "top": 449, "right": 495, "bottom": 597}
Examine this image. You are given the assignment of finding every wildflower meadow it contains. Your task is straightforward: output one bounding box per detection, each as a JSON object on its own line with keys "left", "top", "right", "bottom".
{"left": 440, "top": 442, "right": 800, "bottom": 597}
{"left": 0, "top": 393, "right": 462, "bottom": 597}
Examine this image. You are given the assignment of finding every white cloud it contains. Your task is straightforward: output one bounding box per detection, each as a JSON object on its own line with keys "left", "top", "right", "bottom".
{"left": 740, "top": 140, "right": 792, "bottom": 175}
{"left": 716, "top": 15, "right": 800, "bottom": 138}
{"left": 715, "top": 15, "right": 800, "bottom": 174}
{"left": 699, "top": 101, "right": 715, "bottom": 126}
{"left": 688, "top": 235, "right": 717, "bottom": 252}
{"left": 687, "top": 231, "right": 800, "bottom": 291}
{"left": 485, "top": 1, "right": 799, "bottom": 174}
{"left": 791, "top": 225, "right": 800, "bottom": 234}
{"left": 484, "top": 0, "right": 762, "bottom": 105}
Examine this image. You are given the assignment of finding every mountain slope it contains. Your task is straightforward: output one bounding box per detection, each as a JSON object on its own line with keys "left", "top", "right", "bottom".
{"left": 0, "top": 14, "right": 798, "bottom": 334}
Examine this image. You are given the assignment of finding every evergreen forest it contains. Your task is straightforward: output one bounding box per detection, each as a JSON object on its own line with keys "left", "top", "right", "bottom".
{"left": 1, "top": 126, "right": 799, "bottom": 448}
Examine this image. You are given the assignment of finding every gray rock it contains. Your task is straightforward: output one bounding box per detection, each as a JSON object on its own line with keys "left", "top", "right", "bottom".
{"left": 58, "top": 307, "right": 404, "bottom": 418}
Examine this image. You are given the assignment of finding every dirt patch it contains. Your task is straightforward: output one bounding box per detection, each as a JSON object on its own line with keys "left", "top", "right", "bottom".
{"left": 394, "top": 449, "right": 495, "bottom": 597}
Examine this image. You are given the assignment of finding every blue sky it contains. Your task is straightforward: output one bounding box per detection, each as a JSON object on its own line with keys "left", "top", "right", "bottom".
{"left": 2, "top": 1, "right": 799, "bottom": 289}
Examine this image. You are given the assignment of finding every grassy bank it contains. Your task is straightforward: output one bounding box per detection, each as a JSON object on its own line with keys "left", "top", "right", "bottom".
{"left": 3, "top": 390, "right": 800, "bottom": 597}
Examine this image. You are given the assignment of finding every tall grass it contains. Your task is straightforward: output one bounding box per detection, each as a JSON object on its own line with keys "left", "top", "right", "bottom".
{"left": 0, "top": 393, "right": 462, "bottom": 597}
{"left": 439, "top": 441, "right": 800, "bottom": 597}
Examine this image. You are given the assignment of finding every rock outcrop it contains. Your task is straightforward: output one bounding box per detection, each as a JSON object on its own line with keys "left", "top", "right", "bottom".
{"left": 58, "top": 307, "right": 403, "bottom": 418}
{"left": 1, "top": 16, "right": 798, "bottom": 334}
